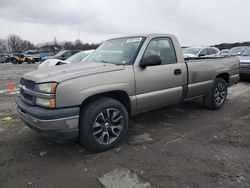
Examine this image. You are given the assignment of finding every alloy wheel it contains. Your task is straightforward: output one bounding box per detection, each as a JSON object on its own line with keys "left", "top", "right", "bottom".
{"left": 93, "top": 108, "right": 123, "bottom": 145}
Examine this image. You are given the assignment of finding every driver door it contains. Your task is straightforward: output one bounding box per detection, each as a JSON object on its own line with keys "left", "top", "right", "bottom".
{"left": 134, "top": 37, "right": 186, "bottom": 113}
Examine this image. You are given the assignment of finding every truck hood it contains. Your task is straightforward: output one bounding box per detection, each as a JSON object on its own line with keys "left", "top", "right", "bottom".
{"left": 23, "top": 62, "right": 125, "bottom": 83}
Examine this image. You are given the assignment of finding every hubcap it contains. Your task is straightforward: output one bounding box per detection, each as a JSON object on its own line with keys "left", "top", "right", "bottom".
{"left": 214, "top": 82, "right": 227, "bottom": 105}
{"left": 93, "top": 108, "right": 123, "bottom": 145}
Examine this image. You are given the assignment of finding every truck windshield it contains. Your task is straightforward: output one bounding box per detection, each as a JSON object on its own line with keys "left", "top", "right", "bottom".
{"left": 85, "top": 37, "right": 145, "bottom": 65}
{"left": 183, "top": 47, "right": 201, "bottom": 55}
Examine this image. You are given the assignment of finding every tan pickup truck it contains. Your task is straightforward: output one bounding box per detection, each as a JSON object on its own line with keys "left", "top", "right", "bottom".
{"left": 16, "top": 34, "right": 239, "bottom": 152}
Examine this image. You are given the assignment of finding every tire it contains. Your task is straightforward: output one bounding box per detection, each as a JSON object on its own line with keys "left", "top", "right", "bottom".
{"left": 204, "top": 78, "right": 228, "bottom": 109}
{"left": 11, "top": 59, "right": 17, "bottom": 64}
{"left": 79, "top": 98, "right": 128, "bottom": 152}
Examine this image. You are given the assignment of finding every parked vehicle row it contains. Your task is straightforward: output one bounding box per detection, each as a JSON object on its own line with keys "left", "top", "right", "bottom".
{"left": 38, "top": 50, "right": 95, "bottom": 69}
{"left": 16, "top": 33, "right": 240, "bottom": 152}
{"left": 221, "top": 46, "right": 250, "bottom": 79}
{"left": 41, "top": 50, "right": 81, "bottom": 62}
{"left": 183, "top": 47, "right": 220, "bottom": 58}
{"left": 0, "top": 50, "right": 88, "bottom": 64}
{"left": 182, "top": 45, "right": 250, "bottom": 79}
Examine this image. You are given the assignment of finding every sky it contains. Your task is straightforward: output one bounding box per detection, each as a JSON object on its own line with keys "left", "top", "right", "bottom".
{"left": 0, "top": 0, "right": 250, "bottom": 46}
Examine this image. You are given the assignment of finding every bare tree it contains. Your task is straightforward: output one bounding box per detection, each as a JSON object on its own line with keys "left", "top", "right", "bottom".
{"left": 21, "top": 40, "right": 35, "bottom": 51}
{"left": 7, "top": 35, "right": 23, "bottom": 52}
{"left": 0, "top": 39, "right": 7, "bottom": 53}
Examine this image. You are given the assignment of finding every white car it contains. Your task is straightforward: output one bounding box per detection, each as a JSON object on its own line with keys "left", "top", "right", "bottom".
{"left": 183, "top": 47, "right": 220, "bottom": 58}
{"left": 38, "top": 50, "right": 95, "bottom": 69}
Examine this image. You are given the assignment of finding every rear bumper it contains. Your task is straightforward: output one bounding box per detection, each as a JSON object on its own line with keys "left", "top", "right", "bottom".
{"left": 16, "top": 95, "right": 80, "bottom": 140}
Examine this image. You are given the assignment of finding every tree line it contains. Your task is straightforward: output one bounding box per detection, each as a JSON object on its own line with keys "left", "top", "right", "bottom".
{"left": 0, "top": 34, "right": 100, "bottom": 53}
{"left": 214, "top": 42, "right": 250, "bottom": 50}
{"left": 1, "top": 34, "right": 249, "bottom": 53}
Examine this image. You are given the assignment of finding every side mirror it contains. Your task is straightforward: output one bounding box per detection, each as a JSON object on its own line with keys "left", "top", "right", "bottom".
{"left": 61, "top": 55, "right": 65, "bottom": 59}
{"left": 140, "top": 55, "right": 161, "bottom": 68}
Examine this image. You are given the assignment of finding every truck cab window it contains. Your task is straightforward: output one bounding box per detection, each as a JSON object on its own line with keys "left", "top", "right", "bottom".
{"left": 144, "top": 38, "right": 177, "bottom": 65}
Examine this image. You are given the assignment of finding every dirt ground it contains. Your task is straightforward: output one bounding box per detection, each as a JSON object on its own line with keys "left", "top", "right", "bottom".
{"left": 0, "top": 64, "right": 250, "bottom": 188}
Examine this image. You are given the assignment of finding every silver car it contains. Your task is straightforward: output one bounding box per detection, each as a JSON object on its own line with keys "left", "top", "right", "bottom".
{"left": 238, "top": 47, "right": 250, "bottom": 79}
{"left": 183, "top": 47, "right": 220, "bottom": 58}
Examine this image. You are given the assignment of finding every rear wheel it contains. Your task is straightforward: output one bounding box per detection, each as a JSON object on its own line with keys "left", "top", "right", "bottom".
{"left": 79, "top": 98, "right": 128, "bottom": 152}
{"left": 204, "top": 78, "right": 228, "bottom": 109}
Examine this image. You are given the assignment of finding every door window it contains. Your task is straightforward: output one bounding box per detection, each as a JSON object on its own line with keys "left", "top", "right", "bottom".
{"left": 144, "top": 38, "right": 177, "bottom": 64}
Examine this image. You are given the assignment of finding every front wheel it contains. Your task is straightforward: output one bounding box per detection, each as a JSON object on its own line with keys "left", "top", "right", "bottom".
{"left": 204, "top": 78, "right": 228, "bottom": 109}
{"left": 79, "top": 98, "right": 128, "bottom": 152}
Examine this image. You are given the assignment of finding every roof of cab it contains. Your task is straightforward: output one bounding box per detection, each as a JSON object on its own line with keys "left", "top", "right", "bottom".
{"left": 107, "top": 33, "right": 175, "bottom": 41}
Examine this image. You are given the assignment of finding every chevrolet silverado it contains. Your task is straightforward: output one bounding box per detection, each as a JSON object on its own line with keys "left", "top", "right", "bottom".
{"left": 16, "top": 34, "right": 239, "bottom": 152}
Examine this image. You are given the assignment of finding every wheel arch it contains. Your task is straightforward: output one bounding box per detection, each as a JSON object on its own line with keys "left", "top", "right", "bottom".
{"left": 80, "top": 90, "right": 132, "bottom": 116}
{"left": 216, "top": 73, "right": 229, "bottom": 84}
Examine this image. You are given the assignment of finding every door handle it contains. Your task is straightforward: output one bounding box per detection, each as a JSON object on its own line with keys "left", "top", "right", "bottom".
{"left": 174, "top": 69, "right": 182, "bottom": 75}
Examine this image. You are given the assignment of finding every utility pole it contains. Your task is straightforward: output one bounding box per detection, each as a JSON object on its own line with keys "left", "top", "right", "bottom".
{"left": 78, "top": 28, "right": 81, "bottom": 41}
{"left": 54, "top": 37, "right": 57, "bottom": 46}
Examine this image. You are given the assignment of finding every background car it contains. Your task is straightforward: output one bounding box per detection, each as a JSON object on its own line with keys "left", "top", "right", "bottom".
{"left": 238, "top": 47, "right": 250, "bottom": 79}
{"left": 183, "top": 47, "right": 220, "bottom": 58}
{"left": 220, "top": 49, "right": 230, "bottom": 57}
{"left": 230, "top": 46, "right": 248, "bottom": 56}
{"left": 24, "top": 50, "right": 41, "bottom": 63}
{"left": 41, "top": 50, "right": 81, "bottom": 62}
{"left": 38, "top": 50, "right": 94, "bottom": 69}
{"left": 10, "top": 53, "right": 26, "bottom": 64}
{"left": 0, "top": 54, "right": 10, "bottom": 63}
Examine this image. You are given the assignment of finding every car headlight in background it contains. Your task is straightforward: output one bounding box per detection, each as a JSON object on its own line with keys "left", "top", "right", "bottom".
{"left": 35, "top": 83, "right": 58, "bottom": 108}
{"left": 37, "top": 83, "right": 58, "bottom": 93}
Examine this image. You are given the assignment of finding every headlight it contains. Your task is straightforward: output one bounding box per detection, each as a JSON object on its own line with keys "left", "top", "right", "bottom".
{"left": 36, "top": 97, "right": 56, "bottom": 108}
{"left": 36, "top": 83, "right": 58, "bottom": 108}
{"left": 37, "top": 83, "right": 58, "bottom": 93}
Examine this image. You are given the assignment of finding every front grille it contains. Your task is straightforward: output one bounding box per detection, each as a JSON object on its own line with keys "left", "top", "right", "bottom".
{"left": 22, "top": 93, "right": 33, "bottom": 101}
{"left": 20, "top": 78, "right": 36, "bottom": 90}
{"left": 20, "top": 78, "right": 36, "bottom": 105}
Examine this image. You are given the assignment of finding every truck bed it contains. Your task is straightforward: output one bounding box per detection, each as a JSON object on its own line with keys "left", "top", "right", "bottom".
{"left": 184, "top": 56, "right": 239, "bottom": 99}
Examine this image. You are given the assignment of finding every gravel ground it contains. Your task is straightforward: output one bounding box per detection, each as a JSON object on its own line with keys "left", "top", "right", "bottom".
{"left": 0, "top": 64, "right": 250, "bottom": 188}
